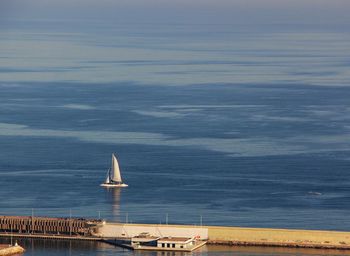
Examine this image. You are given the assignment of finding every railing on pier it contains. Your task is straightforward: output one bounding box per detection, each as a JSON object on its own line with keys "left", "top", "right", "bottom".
{"left": 0, "top": 215, "right": 102, "bottom": 237}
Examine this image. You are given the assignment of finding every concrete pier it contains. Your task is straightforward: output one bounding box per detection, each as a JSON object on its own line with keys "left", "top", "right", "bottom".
{"left": 0, "top": 215, "right": 101, "bottom": 237}
{"left": 94, "top": 222, "right": 350, "bottom": 250}
{"left": 2, "top": 215, "right": 350, "bottom": 251}
{"left": 95, "top": 222, "right": 208, "bottom": 239}
{"left": 206, "top": 225, "right": 350, "bottom": 249}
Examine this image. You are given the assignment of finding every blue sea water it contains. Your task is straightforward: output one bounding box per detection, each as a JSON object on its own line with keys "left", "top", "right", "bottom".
{"left": 0, "top": 20, "right": 350, "bottom": 255}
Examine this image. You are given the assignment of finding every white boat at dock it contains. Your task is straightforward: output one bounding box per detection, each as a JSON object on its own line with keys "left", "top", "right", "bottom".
{"left": 100, "top": 154, "right": 128, "bottom": 188}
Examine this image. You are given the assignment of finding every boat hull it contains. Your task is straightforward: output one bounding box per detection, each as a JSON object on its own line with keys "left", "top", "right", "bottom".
{"left": 100, "top": 183, "right": 128, "bottom": 188}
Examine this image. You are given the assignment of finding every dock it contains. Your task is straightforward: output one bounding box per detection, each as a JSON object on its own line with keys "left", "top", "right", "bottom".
{"left": 0, "top": 233, "right": 100, "bottom": 241}
{"left": 97, "top": 222, "right": 350, "bottom": 250}
{"left": 0, "top": 215, "right": 102, "bottom": 237}
{"left": 2, "top": 215, "right": 350, "bottom": 251}
{"left": 131, "top": 240, "right": 207, "bottom": 252}
{"left": 103, "top": 234, "right": 207, "bottom": 252}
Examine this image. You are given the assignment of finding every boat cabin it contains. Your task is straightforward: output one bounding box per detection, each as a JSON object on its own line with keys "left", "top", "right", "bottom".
{"left": 157, "top": 237, "right": 195, "bottom": 249}
{"left": 129, "top": 234, "right": 205, "bottom": 252}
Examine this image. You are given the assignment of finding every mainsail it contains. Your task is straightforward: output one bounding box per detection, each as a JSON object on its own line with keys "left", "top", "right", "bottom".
{"left": 110, "top": 154, "right": 122, "bottom": 183}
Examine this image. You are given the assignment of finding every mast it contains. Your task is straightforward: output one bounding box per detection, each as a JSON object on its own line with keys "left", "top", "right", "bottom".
{"left": 111, "top": 154, "right": 122, "bottom": 183}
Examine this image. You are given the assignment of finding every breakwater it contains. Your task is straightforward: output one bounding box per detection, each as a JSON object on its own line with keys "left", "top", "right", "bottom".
{"left": 1, "top": 215, "right": 350, "bottom": 250}
{"left": 95, "top": 222, "right": 350, "bottom": 250}
{"left": 0, "top": 215, "right": 101, "bottom": 237}
{"left": 206, "top": 226, "right": 350, "bottom": 249}
{"left": 96, "top": 222, "right": 208, "bottom": 239}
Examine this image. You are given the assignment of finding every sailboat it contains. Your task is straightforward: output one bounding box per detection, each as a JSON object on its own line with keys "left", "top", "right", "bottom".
{"left": 100, "top": 154, "right": 128, "bottom": 187}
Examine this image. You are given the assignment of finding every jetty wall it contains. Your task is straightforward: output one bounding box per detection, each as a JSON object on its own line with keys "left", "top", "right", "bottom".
{"left": 97, "top": 223, "right": 350, "bottom": 249}
{"left": 96, "top": 223, "right": 208, "bottom": 239}
{"left": 206, "top": 226, "right": 350, "bottom": 249}
{"left": 2, "top": 215, "right": 350, "bottom": 250}
{"left": 0, "top": 216, "right": 101, "bottom": 236}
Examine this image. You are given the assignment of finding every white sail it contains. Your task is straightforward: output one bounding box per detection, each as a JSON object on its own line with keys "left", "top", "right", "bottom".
{"left": 105, "top": 169, "right": 111, "bottom": 183}
{"left": 111, "top": 154, "right": 122, "bottom": 183}
{"left": 101, "top": 153, "right": 128, "bottom": 187}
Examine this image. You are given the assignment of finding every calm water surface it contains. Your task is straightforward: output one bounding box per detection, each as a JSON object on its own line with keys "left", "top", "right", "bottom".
{"left": 0, "top": 21, "right": 350, "bottom": 255}
{"left": 1, "top": 238, "right": 350, "bottom": 256}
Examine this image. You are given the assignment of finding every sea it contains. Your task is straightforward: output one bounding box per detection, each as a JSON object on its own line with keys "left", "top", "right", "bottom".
{"left": 0, "top": 19, "right": 350, "bottom": 255}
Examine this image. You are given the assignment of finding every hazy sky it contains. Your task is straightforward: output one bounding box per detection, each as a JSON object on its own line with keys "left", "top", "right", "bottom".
{"left": 1, "top": 0, "right": 350, "bottom": 24}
